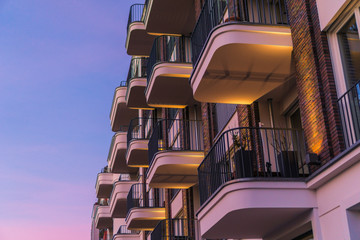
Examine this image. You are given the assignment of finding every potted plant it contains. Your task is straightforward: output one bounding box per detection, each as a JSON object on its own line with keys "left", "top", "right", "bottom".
{"left": 232, "top": 131, "right": 254, "bottom": 178}
{"left": 272, "top": 135, "right": 299, "bottom": 178}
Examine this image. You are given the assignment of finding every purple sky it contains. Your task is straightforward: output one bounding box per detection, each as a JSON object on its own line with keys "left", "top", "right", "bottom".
{"left": 0, "top": 0, "right": 138, "bottom": 239}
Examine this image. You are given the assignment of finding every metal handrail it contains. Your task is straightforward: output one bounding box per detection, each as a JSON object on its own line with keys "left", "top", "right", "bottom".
{"left": 198, "top": 126, "right": 308, "bottom": 204}
{"left": 117, "top": 225, "right": 140, "bottom": 235}
{"left": 337, "top": 79, "right": 360, "bottom": 148}
{"left": 151, "top": 219, "right": 197, "bottom": 240}
{"left": 127, "top": 4, "right": 145, "bottom": 32}
{"left": 127, "top": 117, "right": 158, "bottom": 148}
{"left": 127, "top": 183, "right": 165, "bottom": 214}
{"left": 146, "top": 35, "right": 192, "bottom": 85}
{"left": 148, "top": 119, "right": 204, "bottom": 167}
{"left": 191, "top": 0, "right": 289, "bottom": 66}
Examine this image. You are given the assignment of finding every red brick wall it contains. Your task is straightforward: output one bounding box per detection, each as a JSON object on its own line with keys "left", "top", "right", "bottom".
{"left": 286, "top": 0, "right": 344, "bottom": 165}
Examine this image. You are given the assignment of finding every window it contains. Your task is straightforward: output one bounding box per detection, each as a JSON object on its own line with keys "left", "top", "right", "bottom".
{"left": 337, "top": 15, "right": 360, "bottom": 89}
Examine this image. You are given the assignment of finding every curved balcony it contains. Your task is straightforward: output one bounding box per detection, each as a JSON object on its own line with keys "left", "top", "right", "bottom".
{"left": 110, "top": 83, "right": 138, "bottom": 132}
{"left": 126, "top": 57, "right": 152, "bottom": 109}
{"left": 108, "top": 130, "right": 137, "bottom": 174}
{"left": 126, "top": 183, "right": 165, "bottom": 230}
{"left": 197, "top": 127, "right": 315, "bottom": 239}
{"left": 95, "top": 170, "right": 114, "bottom": 199}
{"left": 147, "top": 119, "right": 204, "bottom": 188}
{"left": 143, "top": 0, "right": 196, "bottom": 35}
{"left": 113, "top": 225, "right": 140, "bottom": 240}
{"left": 109, "top": 175, "right": 138, "bottom": 218}
{"left": 145, "top": 36, "right": 195, "bottom": 108}
{"left": 151, "top": 219, "right": 197, "bottom": 240}
{"left": 95, "top": 205, "right": 113, "bottom": 229}
{"left": 126, "top": 4, "right": 156, "bottom": 56}
{"left": 126, "top": 117, "right": 156, "bottom": 167}
{"left": 190, "top": 0, "right": 293, "bottom": 104}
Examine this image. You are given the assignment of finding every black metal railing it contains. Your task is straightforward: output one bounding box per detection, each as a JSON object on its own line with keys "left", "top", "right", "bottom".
{"left": 127, "top": 117, "right": 157, "bottom": 148}
{"left": 127, "top": 57, "right": 149, "bottom": 85}
{"left": 151, "top": 219, "right": 196, "bottom": 240}
{"left": 116, "top": 225, "right": 140, "bottom": 235}
{"left": 191, "top": 0, "right": 289, "bottom": 65}
{"left": 148, "top": 119, "right": 204, "bottom": 167}
{"left": 147, "top": 35, "right": 192, "bottom": 84}
{"left": 127, "top": 4, "right": 145, "bottom": 32}
{"left": 338, "top": 80, "right": 360, "bottom": 148}
{"left": 127, "top": 183, "right": 165, "bottom": 213}
{"left": 120, "top": 81, "right": 127, "bottom": 87}
{"left": 198, "top": 127, "right": 308, "bottom": 204}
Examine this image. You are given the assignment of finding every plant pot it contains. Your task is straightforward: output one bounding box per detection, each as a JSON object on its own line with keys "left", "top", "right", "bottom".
{"left": 277, "top": 151, "right": 299, "bottom": 178}
{"left": 234, "top": 149, "right": 255, "bottom": 178}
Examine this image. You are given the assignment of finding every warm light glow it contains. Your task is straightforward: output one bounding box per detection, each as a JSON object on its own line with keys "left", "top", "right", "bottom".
{"left": 148, "top": 104, "right": 187, "bottom": 108}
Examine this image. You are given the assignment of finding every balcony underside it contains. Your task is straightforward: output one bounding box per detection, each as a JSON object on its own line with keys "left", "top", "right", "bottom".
{"left": 191, "top": 24, "right": 293, "bottom": 104}
{"left": 96, "top": 173, "right": 114, "bottom": 198}
{"left": 110, "top": 181, "right": 137, "bottom": 218}
{"left": 126, "top": 140, "right": 149, "bottom": 167}
{"left": 146, "top": 63, "right": 195, "bottom": 108}
{"left": 111, "top": 87, "right": 138, "bottom": 131}
{"left": 127, "top": 78, "right": 152, "bottom": 109}
{"left": 126, "top": 22, "right": 156, "bottom": 56}
{"left": 147, "top": 151, "right": 204, "bottom": 188}
{"left": 144, "top": 0, "right": 195, "bottom": 35}
{"left": 198, "top": 181, "right": 316, "bottom": 239}
{"left": 126, "top": 207, "right": 165, "bottom": 230}
{"left": 95, "top": 206, "right": 113, "bottom": 229}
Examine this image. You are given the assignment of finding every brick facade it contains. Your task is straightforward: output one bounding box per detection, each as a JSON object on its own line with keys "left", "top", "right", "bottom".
{"left": 286, "top": 0, "right": 344, "bottom": 165}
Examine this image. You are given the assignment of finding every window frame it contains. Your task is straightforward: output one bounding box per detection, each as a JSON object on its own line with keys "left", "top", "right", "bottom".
{"left": 327, "top": 4, "right": 360, "bottom": 97}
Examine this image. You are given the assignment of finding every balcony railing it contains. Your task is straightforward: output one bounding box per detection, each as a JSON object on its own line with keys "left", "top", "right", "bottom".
{"left": 116, "top": 225, "right": 140, "bottom": 235}
{"left": 151, "top": 219, "right": 196, "bottom": 240}
{"left": 191, "top": 0, "right": 289, "bottom": 65}
{"left": 120, "top": 81, "right": 127, "bottom": 87}
{"left": 148, "top": 119, "right": 204, "bottom": 166}
{"left": 338, "top": 80, "right": 360, "bottom": 149}
{"left": 127, "top": 4, "right": 145, "bottom": 32}
{"left": 126, "top": 57, "right": 148, "bottom": 86}
{"left": 127, "top": 183, "right": 165, "bottom": 213}
{"left": 198, "top": 127, "right": 308, "bottom": 204}
{"left": 146, "top": 35, "right": 192, "bottom": 83}
{"left": 127, "top": 117, "right": 157, "bottom": 148}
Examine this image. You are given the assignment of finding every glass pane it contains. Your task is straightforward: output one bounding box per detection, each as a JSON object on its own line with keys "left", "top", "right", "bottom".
{"left": 338, "top": 15, "right": 360, "bottom": 89}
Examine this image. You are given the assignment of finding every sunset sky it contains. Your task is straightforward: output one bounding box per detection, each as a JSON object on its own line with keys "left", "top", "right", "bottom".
{"left": 0, "top": 0, "right": 137, "bottom": 239}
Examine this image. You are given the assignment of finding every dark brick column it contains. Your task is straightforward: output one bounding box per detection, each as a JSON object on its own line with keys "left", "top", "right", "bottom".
{"left": 286, "top": 0, "right": 344, "bottom": 164}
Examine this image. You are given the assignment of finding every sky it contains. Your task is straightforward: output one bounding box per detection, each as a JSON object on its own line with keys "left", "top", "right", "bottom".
{"left": 0, "top": 0, "right": 138, "bottom": 239}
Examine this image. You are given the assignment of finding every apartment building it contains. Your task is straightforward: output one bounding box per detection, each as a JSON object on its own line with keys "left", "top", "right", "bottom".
{"left": 91, "top": 0, "right": 360, "bottom": 239}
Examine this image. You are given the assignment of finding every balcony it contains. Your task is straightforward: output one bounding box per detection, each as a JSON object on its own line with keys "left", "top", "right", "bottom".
{"left": 126, "top": 183, "right": 165, "bottom": 230}
{"left": 190, "top": 0, "right": 293, "bottom": 104}
{"left": 126, "top": 117, "right": 155, "bottom": 167}
{"left": 95, "top": 169, "right": 114, "bottom": 198}
{"left": 110, "top": 83, "right": 138, "bottom": 132}
{"left": 126, "top": 4, "right": 156, "bottom": 56}
{"left": 145, "top": 36, "right": 194, "bottom": 108}
{"left": 108, "top": 130, "right": 137, "bottom": 174}
{"left": 147, "top": 119, "right": 204, "bottom": 188}
{"left": 151, "top": 219, "right": 196, "bottom": 240}
{"left": 95, "top": 205, "right": 113, "bottom": 229}
{"left": 126, "top": 57, "right": 152, "bottom": 109}
{"left": 197, "top": 127, "right": 316, "bottom": 239}
{"left": 113, "top": 225, "right": 140, "bottom": 240}
{"left": 109, "top": 175, "right": 138, "bottom": 218}
{"left": 143, "top": 0, "right": 196, "bottom": 35}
